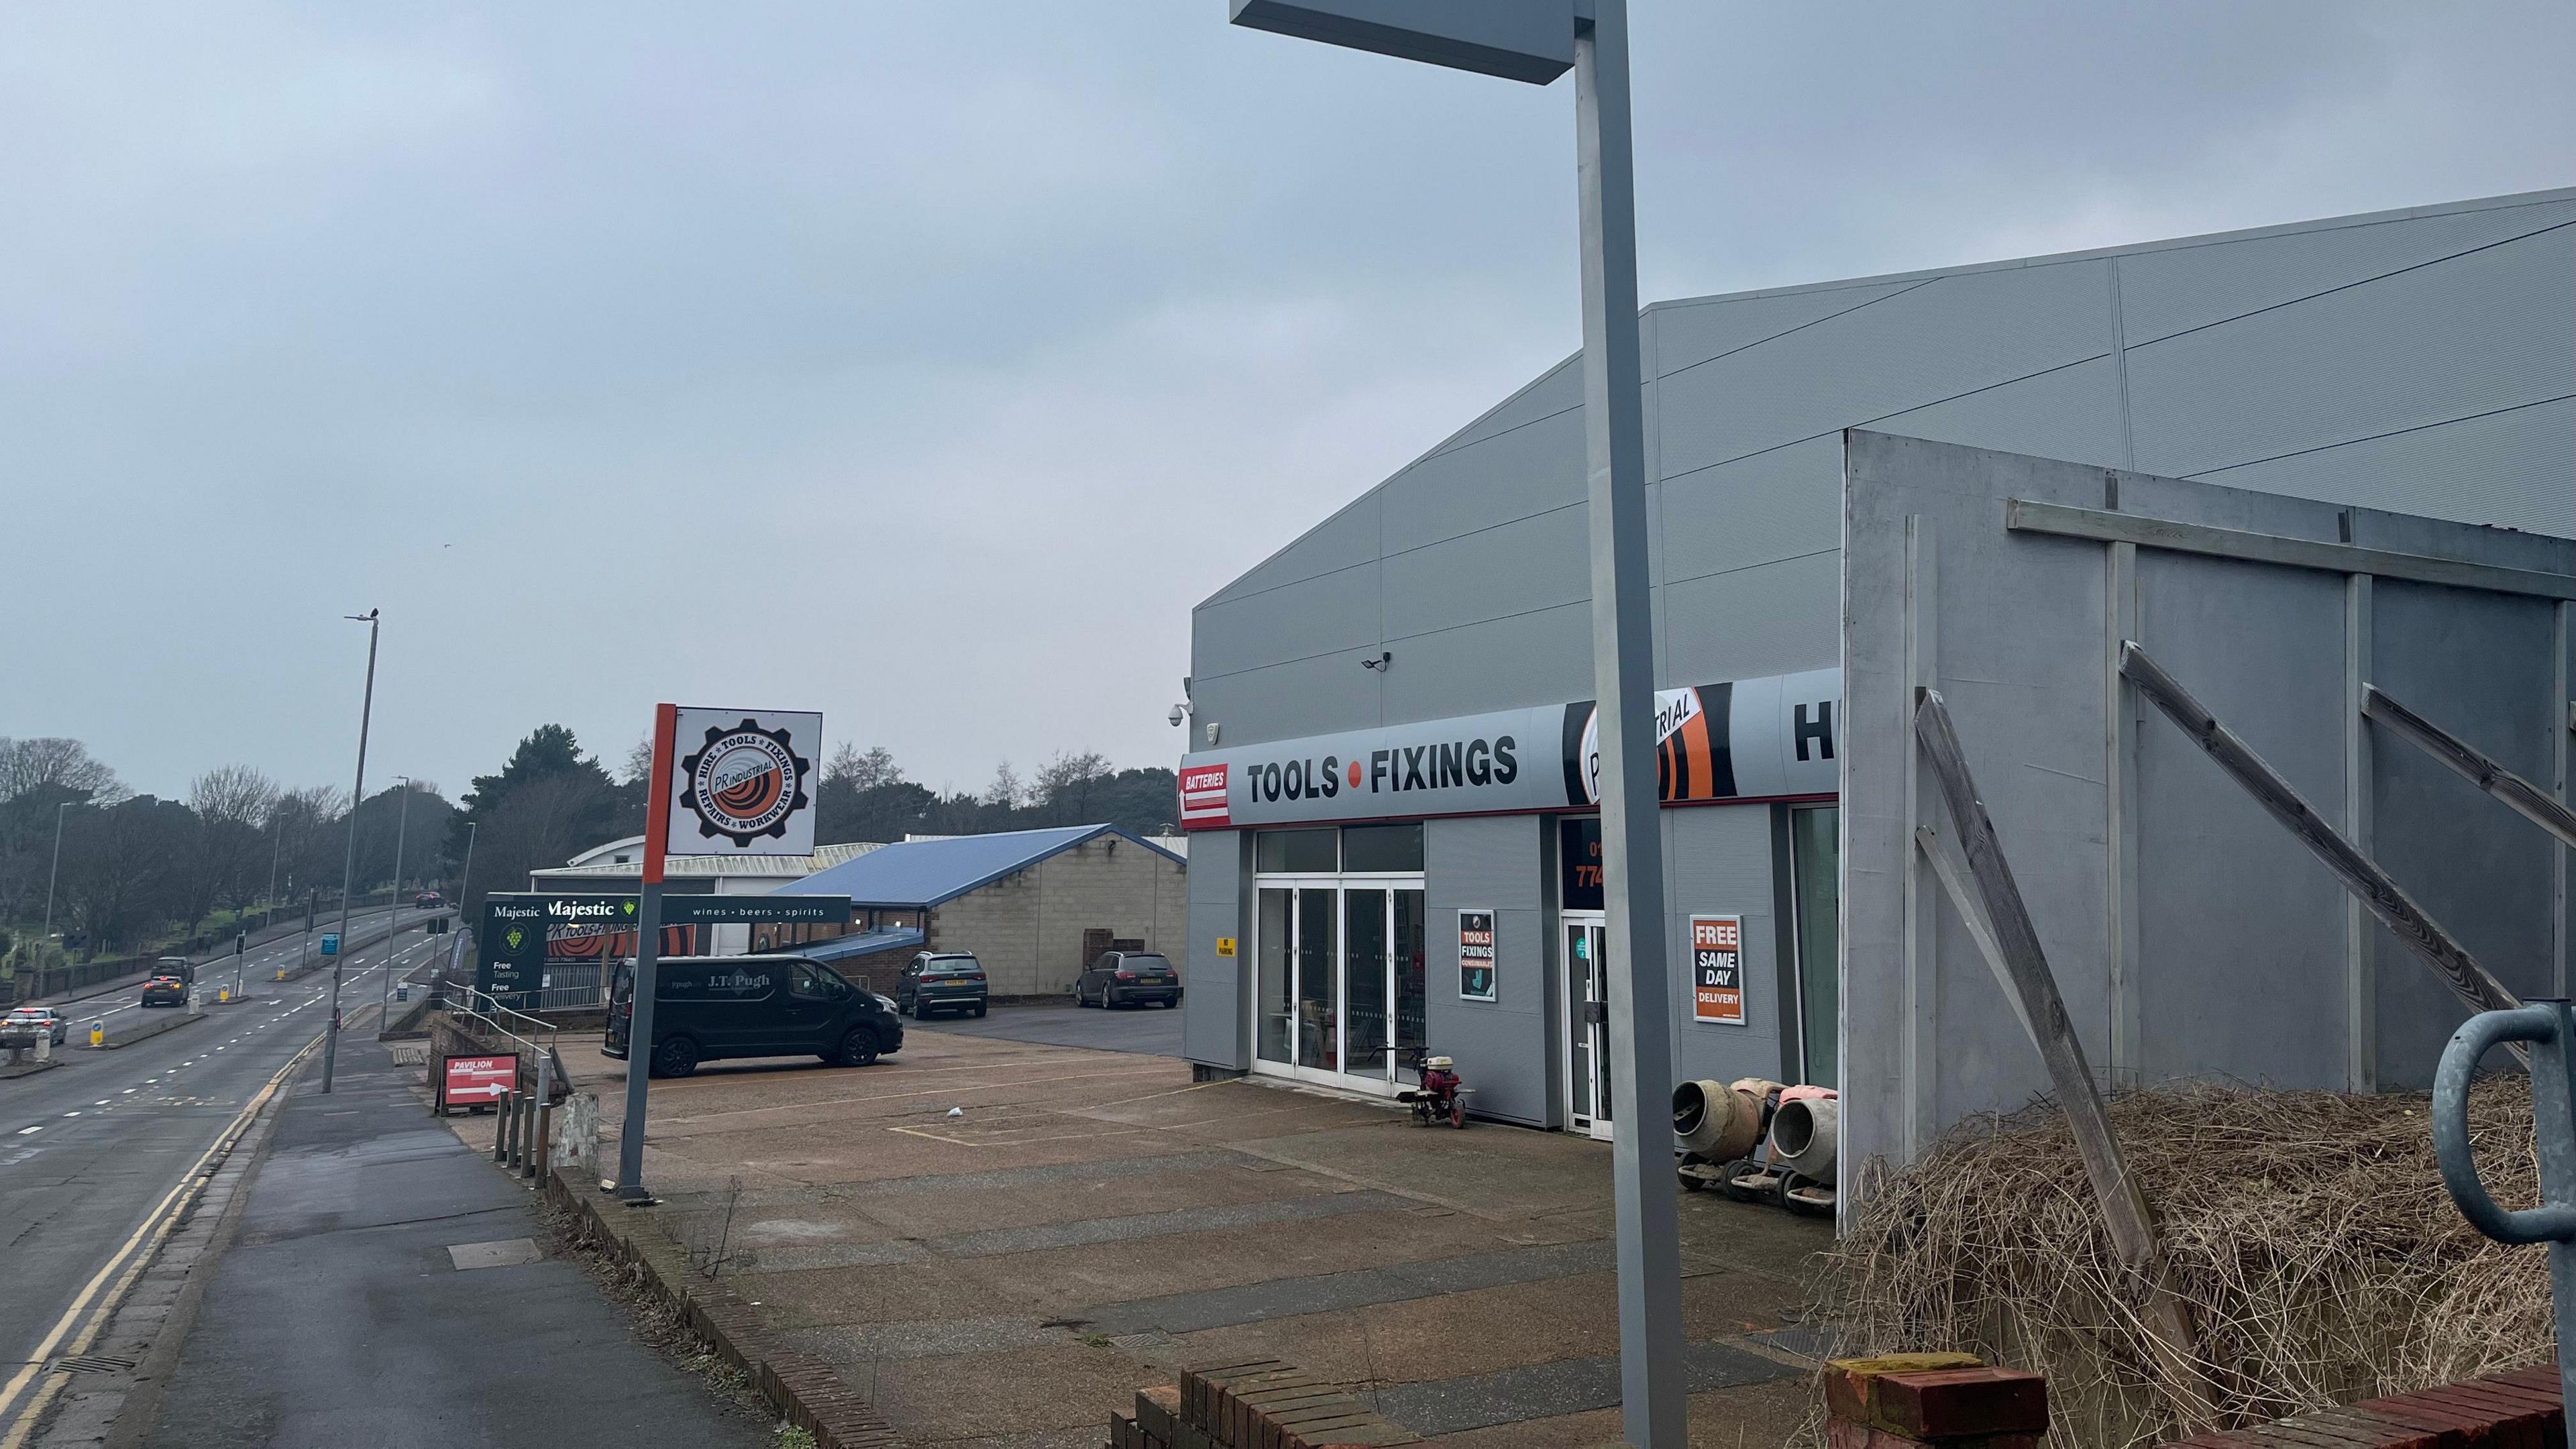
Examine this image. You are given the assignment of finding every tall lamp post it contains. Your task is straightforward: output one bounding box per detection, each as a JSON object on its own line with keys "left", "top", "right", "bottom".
{"left": 378, "top": 775, "right": 415, "bottom": 1016}
{"left": 323, "top": 608, "right": 380, "bottom": 1093}
{"left": 42, "top": 799, "right": 72, "bottom": 959}
{"left": 1228, "top": 4, "right": 1682, "bottom": 1442}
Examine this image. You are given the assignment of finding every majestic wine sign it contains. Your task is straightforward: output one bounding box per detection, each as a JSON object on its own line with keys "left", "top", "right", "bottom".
{"left": 1178, "top": 666, "right": 1839, "bottom": 830}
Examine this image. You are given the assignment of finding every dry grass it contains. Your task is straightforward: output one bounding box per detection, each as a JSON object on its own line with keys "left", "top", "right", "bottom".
{"left": 1821, "top": 1079, "right": 2553, "bottom": 1448}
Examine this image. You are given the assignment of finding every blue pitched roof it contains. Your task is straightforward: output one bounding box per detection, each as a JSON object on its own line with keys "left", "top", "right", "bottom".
{"left": 804, "top": 926, "right": 924, "bottom": 963}
{"left": 790, "top": 825, "right": 1183, "bottom": 909}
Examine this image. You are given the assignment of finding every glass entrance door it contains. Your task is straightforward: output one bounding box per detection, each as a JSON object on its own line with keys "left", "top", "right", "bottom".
{"left": 1562, "top": 914, "right": 1611, "bottom": 1140}
{"left": 1252, "top": 881, "right": 1425, "bottom": 1091}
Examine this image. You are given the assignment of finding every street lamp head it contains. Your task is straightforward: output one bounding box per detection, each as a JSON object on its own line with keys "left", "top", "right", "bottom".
{"left": 1229, "top": 0, "right": 1577, "bottom": 85}
{"left": 345, "top": 608, "right": 378, "bottom": 623}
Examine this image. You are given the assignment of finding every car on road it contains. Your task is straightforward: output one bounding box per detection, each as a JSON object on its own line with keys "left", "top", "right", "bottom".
{"left": 140, "top": 973, "right": 190, "bottom": 1008}
{"left": 413, "top": 890, "right": 443, "bottom": 909}
{"left": 3, "top": 1006, "right": 68, "bottom": 1046}
{"left": 602, "top": 954, "right": 904, "bottom": 1079}
{"left": 896, "top": 953, "right": 988, "bottom": 1020}
{"left": 1075, "top": 951, "right": 1181, "bottom": 1010}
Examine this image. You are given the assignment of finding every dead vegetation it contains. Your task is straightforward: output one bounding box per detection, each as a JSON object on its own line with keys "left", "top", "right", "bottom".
{"left": 1822, "top": 1079, "right": 2553, "bottom": 1448}
{"left": 539, "top": 1195, "right": 771, "bottom": 1424}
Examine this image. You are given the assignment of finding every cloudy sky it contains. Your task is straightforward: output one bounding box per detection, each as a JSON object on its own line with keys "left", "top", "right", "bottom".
{"left": 3, "top": 1, "right": 2569, "bottom": 806}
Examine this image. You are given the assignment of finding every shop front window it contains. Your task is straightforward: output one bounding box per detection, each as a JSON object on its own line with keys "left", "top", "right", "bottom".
{"left": 1790, "top": 806, "right": 1840, "bottom": 1088}
{"left": 1250, "top": 830, "right": 1426, "bottom": 1089}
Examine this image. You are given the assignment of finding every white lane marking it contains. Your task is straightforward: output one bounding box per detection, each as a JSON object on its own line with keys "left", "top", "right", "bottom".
{"left": 61, "top": 1112, "right": 78, "bottom": 1118}
{"left": 17, "top": 1126, "right": 40, "bottom": 1136}
{"left": 93, "top": 1100, "right": 109, "bottom": 1107}
{"left": 120, "top": 1089, "right": 136, "bottom": 1095}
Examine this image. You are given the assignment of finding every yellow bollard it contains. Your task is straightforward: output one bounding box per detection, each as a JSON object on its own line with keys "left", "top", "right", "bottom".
{"left": 89, "top": 1023, "right": 103, "bottom": 1047}
{"left": 219, "top": 988, "right": 231, "bottom": 1003}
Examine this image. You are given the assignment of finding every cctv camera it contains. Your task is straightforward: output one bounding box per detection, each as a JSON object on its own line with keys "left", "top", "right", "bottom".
{"left": 1168, "top": 704, "right": 1186, "bottom": 727}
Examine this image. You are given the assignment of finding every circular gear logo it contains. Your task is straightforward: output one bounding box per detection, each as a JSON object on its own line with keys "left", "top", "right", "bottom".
{"left": 678, "top": 719, "right": 812, "bottom": 846}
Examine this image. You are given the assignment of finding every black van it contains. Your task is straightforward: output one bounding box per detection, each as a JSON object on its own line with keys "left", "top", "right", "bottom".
{"left": 603, "top": 955, "right": 903, "bottom": 1079}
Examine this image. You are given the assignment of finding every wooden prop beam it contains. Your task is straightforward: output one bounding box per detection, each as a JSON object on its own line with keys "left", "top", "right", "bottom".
{"left": 2118, "top": 643, "right": 2525, "bottom": 1051}
{"left": 2364, "top": 684, "right": 2576, "bottom": 855}
{"left": 1913, "top": 688, "right": 2214, "bottom": 1424}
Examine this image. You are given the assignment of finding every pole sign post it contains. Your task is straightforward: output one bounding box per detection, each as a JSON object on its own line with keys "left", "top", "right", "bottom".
{"left": 616, "top": 706, "right": 824, "bottom": 1205}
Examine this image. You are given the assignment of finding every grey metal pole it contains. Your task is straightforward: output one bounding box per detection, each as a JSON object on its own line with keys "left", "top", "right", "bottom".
{"left": 455, "top": 818, "right": 478, "bottom": 926}
{"left": 614, "top": 877, "right": 665, "bottom": 1199}
{"left": 1574, "top": 5, "right": 1686, "bottom": 1443}
{"left": 42, "top": 800, "right": 70, "bottom": 955}
{"left": 380, "top": 777, "right": 413, "bottom": 1018}
{"left": 322, "top": 609, "right": 380, "bottom": 1093}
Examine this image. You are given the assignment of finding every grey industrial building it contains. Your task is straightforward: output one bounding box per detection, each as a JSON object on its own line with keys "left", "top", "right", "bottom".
{"left": 1175, "top": 186, "right": 2576, "bottom": 1143}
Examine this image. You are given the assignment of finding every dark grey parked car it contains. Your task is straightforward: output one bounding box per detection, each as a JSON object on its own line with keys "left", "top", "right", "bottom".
{"left": 897, "top": 953, "right": 988, "bottom": 1019}
{"left": 1075, "top": 951, "right": 1180, "bottom": 1010}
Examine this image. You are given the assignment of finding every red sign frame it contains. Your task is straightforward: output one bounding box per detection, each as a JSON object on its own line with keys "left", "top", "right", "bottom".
{"left": 439, "top": 1053, "right": 516, "bottom": 1114}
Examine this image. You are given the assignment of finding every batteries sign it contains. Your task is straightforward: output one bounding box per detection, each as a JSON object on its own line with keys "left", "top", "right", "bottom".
{"left": 1690, "top": 914, "right": 1745, "bottom": 1026}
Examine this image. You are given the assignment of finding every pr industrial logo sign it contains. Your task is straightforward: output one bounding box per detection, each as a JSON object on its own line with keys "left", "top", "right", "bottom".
{"left": 665, "top": 708, "right": 822, "bottom": 856}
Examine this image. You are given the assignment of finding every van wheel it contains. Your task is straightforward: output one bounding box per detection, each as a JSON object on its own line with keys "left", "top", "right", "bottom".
{"left": 650, "top": 1036, "right": 700, "bottom": 1079}
{"left": 835, "top": 1026, "right": 881, "bottom": 1068}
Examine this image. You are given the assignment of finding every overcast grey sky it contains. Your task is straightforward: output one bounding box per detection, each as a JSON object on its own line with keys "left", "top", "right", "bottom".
{"left": 4, "top": 2, "right": 2569, "bottom": 806}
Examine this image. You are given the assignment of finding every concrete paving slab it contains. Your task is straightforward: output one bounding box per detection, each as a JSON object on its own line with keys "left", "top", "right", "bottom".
{"left": 445, "top": 1237, "right": 543, "bottom": 1270}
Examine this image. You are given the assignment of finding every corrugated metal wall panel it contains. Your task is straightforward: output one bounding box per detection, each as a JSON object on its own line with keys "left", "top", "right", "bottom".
{"left": 1378, "top": 600, "right": 1597, "bottom": 727}
{"left": 2193, "top": 396, "right": 2576, "bottom": 540}
{"left": 1202, "top": 489, "right": 1383, "bottom": 608}
{"left": 1183, "top": 831, "right": 1248, "bottom": 1069}
{"left": 1665, "top": 805, "right": 1786, "bottom": 1087}
{"left": 1192, "top": 647, "right": 1382, "bottom": 748}
{"left": 1658, "top": 259, "right": 2114, "bottom": 480}
{"left": 1193, "top": 559, "right": 1381, "bottom": 677}
{"left": 1379, "top": 405, "right": 1588, "bottom": 554}
{"left": 1652, "top": 280, "right": 1923, "bottom": 377}
{"left": 1870, "top": 353, "right": 2128, "bottom": 472}
{"left": 1382, "top": 504, "right": 1591, "bottom": 643}
{"left": 2127, "top": 224, "right": 2576, "bottom": 479}
{"left": 1659, "top": 551, "right": 1842, "bottom": 686}
{"left": 1658, "top": 435, "right": 1843, "bottom": 590}
{"left": 1430, "top": 358, "right": 1584, "bottom": 457}
{"left": 1426, "top": 815, "right": 1551, "bottom": 1126}
{"left": 2116, "top": 199, "right": 2576, "bottom": 345}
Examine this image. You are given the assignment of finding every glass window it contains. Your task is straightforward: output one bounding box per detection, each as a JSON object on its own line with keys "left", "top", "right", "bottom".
{"left": 789, "top": 965, "right": 827, "bottom": 1001}
{"left": 1393, "top": 890, "right": 1427, "bottom": 1078}
{"left": 1256, "top": 828, "right": 1338, "bottom": 873}
{"left": 1344, "top": 889, "right": 1390, "bottom": 1079}
{"left": 1258, "top": 889, "right": 1293, "bottom": 1065}
{"left": 1791, "top": 806, "right": 1841, "bottom": 1089}
{"left": 1341, "top": 823, "right": 1424, "bottom": 873}
{"left": 1295, "top": 888, "right": 1338, "bottom": 1071}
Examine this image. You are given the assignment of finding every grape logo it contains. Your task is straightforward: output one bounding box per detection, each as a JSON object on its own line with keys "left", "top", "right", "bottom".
{"left": 679, "top": 719, "right": 812, "bottom": 847}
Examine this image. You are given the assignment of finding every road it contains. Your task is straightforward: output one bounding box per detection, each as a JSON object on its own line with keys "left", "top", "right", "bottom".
{"left": 0, "top": 926, "right": 449, "bottom": 1440}
{"left": 26, "top": 902, "right": 433, "bottom": 1031}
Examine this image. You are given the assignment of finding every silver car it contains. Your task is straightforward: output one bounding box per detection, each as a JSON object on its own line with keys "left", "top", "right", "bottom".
{"left": 3, "top": 1007, "right": 68, "bottom": 1046}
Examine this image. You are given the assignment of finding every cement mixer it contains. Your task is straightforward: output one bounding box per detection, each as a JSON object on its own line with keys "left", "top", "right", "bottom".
{"left": 1672, "top": 1077, "right": 1838, "bottom": 1216}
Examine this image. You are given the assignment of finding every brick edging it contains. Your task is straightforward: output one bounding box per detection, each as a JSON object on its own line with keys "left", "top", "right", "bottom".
{"left": 545, "top": 1168, "right": 902, "bottom": 1448}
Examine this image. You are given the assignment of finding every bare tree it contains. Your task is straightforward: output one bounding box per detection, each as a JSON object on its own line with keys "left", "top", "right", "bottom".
{"left": 623, "top": 737, "right": 653, "bottom": 786}
{"left": 1034, "top": 750, "right": 1113, "bottom": 825}
{"left": 983, "top": 760, "right": 1028, "bottom": 810}
{"left": 827, "top": 743, "right": 902, "bottom": 792}
{"left": 177, "top": 765, "right": 280, "bottom": 931}
{"left": 0, "top": 738, "right": 124, "bottom": 804}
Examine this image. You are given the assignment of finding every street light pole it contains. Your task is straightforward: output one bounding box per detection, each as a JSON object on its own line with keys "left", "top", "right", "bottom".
{"left": 1225, "top": 4, "right": 1682, "bottom": 1439}
{"left": 322, "top": 608, "right": 380, "bottom": 1093}
{"left": 42, "top": 800, "right": 71, "bottom": 959}
{"left": 262, "top": 810, "right": 285, "bottom": 934}
{"left": 380, "top": 775, "right": 413, "bottom": 1017}
{"left": 1571, "top": 11, "right": 1686, "bottom": 1443}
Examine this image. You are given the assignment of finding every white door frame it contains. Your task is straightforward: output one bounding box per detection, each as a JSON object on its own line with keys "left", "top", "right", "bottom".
{"left": 1561, "top": 910, "right": 1613, "bottom": 1140}
{"left": 1249, "top": 875, "right": 1421, "bottom": 1097}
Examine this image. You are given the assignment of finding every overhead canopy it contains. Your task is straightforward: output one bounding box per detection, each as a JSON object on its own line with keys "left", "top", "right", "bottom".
{"left": 790, "top": 825, "right": 1183, "bottom": 910}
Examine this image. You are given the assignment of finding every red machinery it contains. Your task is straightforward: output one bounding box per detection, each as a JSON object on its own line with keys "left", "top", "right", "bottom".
{"left": 1397, "top": 1051, "right": 1470, "bottom": 1128}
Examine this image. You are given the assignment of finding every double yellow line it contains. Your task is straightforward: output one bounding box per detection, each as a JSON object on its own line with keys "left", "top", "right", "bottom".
{"left": 0, "top": 1031, "right": 327, "bottom": 1447}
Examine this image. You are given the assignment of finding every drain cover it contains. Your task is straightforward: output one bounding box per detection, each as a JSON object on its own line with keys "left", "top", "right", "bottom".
{"left": 54, "top": 1355, "right": 136, "bottom": 1375}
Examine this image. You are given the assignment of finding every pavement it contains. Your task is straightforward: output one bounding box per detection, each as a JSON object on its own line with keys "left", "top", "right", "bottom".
{"left": 915, "top": 996, "right": 1186, "bottom": 1059}
{"left": 558, "top": 1016, "right": 1835, "bottom": 1447}
{"left": 132, "top": 1034, "right": 766, "bottom": 1449}
{"left": 0, "top": 928, "right": 447, "bottom": 1440}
